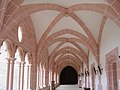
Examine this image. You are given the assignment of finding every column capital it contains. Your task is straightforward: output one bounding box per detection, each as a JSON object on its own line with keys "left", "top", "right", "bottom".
{"left": 6, "top": 57, "right": 16, "bottom": 64}
{"left": 6, "top": 57, "right": 16, "bottom": 61}
{"left": 21, "top": 61, "right": 26, "bottom": 64}
{"left": 17, "top": 61, "right": 26, "bottom": 64}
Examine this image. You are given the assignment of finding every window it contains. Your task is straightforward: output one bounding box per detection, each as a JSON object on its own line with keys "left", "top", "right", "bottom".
{"left": 18, "top": 26, "right": 23, "bottom": 42}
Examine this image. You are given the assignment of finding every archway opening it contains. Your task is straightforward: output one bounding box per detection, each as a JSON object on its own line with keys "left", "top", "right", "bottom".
{"left": 60, "top": 66, "right": 78, "bottom": 85}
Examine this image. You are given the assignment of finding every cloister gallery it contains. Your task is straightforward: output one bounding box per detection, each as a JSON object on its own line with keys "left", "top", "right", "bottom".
{"left": 0, "top": 0, "right": 120, "bottom": 90}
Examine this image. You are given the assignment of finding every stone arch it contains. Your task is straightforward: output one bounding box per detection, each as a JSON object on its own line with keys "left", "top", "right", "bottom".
{"left": 55, "top": 55, "right": 81, "bottom": 65}
{"left": 4, "top": 39, "right": 17, "bottom": 58}
{"left": 59, "top": 65, "right": 78, "bottom": 84}
{"left": 46, "top": 29, "right": 97, "bottom": 54}
{"left": 49, "top": 46, "right": 87, "bottom": 64}
{"left": 55, "top": 57, "right": 81, "bottom": 71}
{"left": 25, "top": 52, "right": 32, "bottom": 64}
{"left": 19, "top": 17, "right": 37, "bottom": 45}
{"left": 48, "top": 40, "right": 87, "bottom": 62}
{"left": 47, "top": 37, "right": 98, "bottom": 62}
{"left": 3, "top": 4, "right": 66, "bottom": 34}
{"left": 16, "top": 47, "right": 26, "bottom": 61}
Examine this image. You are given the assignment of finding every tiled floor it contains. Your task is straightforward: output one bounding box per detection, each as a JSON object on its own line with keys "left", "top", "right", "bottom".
{"left": 56, "top": 85, "right": 84, "bottom": 90}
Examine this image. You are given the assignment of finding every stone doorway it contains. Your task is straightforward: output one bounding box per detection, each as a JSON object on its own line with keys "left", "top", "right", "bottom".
{"left": 105, "top": 47, "right": 120, "bottom": 90}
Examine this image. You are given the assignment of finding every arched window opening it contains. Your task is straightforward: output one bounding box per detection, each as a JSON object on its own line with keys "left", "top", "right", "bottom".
{"left": 13, "top": 49, "right": 21, "bottom": 90}
{"left": 18, "top": 26, "right": 23, "bottom": 42}
{"left": 0, "top": 41, "right": 8, "bottom": 90}
{"left": 24, "top": 54, "right": 30, "bottom": 90}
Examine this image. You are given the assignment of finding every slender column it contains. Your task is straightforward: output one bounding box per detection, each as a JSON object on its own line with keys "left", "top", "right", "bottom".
{"left": 43, "top": 68, "right": 45, "bottom": 87}
{"left": 36, "top": 67, "right": 40, "bottom": 90}
{"left": 43, "top": 68, "right": 46, "bottom": 87}
{"left": 9, "top": 58, "right": 16, "bottom": 90}
{"left": 85, "top": 73, "right": 87, "bottom": 87}
{"left": 52, "top": 68, "right": 54, "bottom": 81}
{"left": 56, "top": 72, "right": 57, "bottom": 84}
{"left": 27, "top": 65, "right": 29, "bottom": 89}
{"left": 88, "top": 76, "right": 90, "bottom": 87}
{"left": 45, "top": 67, "right": 49, "bottom": 87}
{"left": 18, "top": 62, "right": 21, "bottom": 90}
{"left": 39, "top": 67, "right": 41, "bottom": 88}
{"left": 27, "top": 64, "right": 31, "bottom": 90}
{"left": 6, "top": 58, "right": 10, "bottom": 90}
{"left": 21, "top": 62, "right": 25, "bottom": 90}
{"left": 42, "top": 68, "right": 44, "bottom": 87}
{"left": 40, "top": 67, "right": 42, "bottom": 88}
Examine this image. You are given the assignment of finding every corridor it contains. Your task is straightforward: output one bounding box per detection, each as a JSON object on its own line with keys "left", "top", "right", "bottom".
{"left": 0, "top": 0, "right": 120, "bottom": 90}
{"left": 56, "top": 85, "right": 84, "bottom": 90}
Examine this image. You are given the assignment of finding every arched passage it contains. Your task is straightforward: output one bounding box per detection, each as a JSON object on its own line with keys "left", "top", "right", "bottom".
{"left": 60, "top": 66, "right": 78, "bottom": 85}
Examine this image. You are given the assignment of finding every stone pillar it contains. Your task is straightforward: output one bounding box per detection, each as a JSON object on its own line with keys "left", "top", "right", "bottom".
{"left": 55, "top": 72, "right": 57, "bottom": 84}
{"left": 17, "top": 61, "right": 26, "bottom": 90}
{"left": 39, "top": 67, "right": 41, "bottom": 88}
{"left": 6, "top": 58, "right": 11, "bottom": 90}
{"left": 52, "top": 67, "right": 54, "bottom": 81}
{"left": 36, "top": 67, "right": 40, "bottom": 90}
{"left": 21, "top": 62, "right": 26, "bottom": 90}
{"left": 40, "top": 67, "right": 42, "bottom": 88}
{"left": 27, "top": 64, "right": 31, "bottom": 90}
{"left": 18, "top": 62, "right": 21, "bottom": 90}
{"left": 88, "top": 75, "right": 90, "bottom": 87}
{"left": 6, "top": 58, "right": 16, "bottom": 90}
{"left": 45, "top": 64, "right": 49, "bottom": 87}
{"left": 43, "top": 68, "right": 46, "bottom": 87}
{"left": 30, "top": 63, "right": 37, "bottom": 90}
{"left": 42, "top": 68, "right": 45, "bottom": 87}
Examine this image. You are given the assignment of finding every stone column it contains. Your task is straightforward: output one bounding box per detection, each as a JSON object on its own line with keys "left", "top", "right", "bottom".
{"left": 7, "top": 58, "right": 16, "bottom": 90}
{"left": 18, "top": 62, "right": 21, "bottom": 90}
{"left": 27, "top": 64, "right": 31, "bottom": 90}
{"left": 45, "top": 65, "right": 49, "bottom": 87}
{"left": 40, "top": 67, "right": 43, "bottom": 88}
{"left": 42, "top": 68, "right": 44, "bottom": 87}
{"left": 6, "top": 58, "right": 11, "bottom": 90}
{"left": 52, "top": 67, "right": 54, "bottom": 81}
{"left": 43, "top": 68, "right": 46, "bottom": 87}
{"left": 36, "top": 67, "right": 40, "bottom": 90}
{"left": 88, "top": 75, "right": 90, "bottom": 87}
{"left": 21, "top": 61, "right": 26, "bottom": 90}
{"left": 27, "top": 65, "right": 29, "bottom": 89}
{"left": 55, "top": 72, "right": 57, "bottom": 84}
{"left": 39, "top": 67, "right": 41, "bottom": 88}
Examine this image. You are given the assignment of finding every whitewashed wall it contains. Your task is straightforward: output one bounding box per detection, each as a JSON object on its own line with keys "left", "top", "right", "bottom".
{"left": 87, "top": 19, "right": 120, "bottom": 90}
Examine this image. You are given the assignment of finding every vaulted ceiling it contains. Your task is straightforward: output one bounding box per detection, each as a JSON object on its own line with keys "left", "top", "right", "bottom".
{"left": 22, "top": 0, "right": 120, "bottom": 67}
{"left": 1, "top": 0, "right": 120, "bottom": 70}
